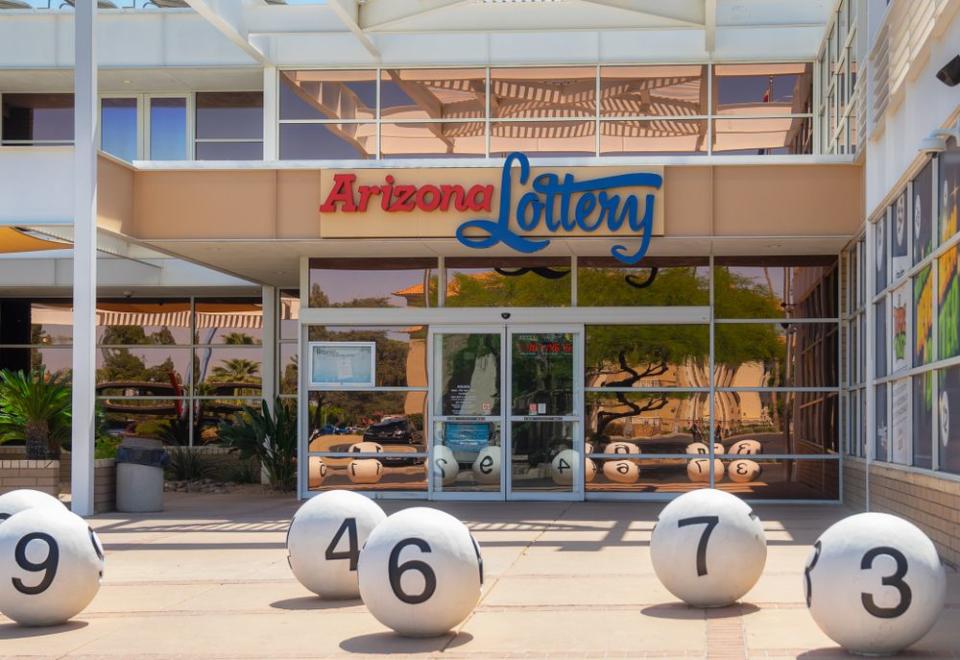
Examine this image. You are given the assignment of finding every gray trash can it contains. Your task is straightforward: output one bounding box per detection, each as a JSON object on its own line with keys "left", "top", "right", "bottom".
{"left": 116, "top": 437, "right": 169, "bottom": 513}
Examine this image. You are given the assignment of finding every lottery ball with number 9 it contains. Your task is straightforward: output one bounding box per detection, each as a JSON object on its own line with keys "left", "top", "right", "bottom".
{"left": 650, "top": 488, "right": 766, "bottom": 607}
{"left": 286, "top": 490, "right": 386, "bottom": 599}
{"left": 803, "top": 512, "right": 945, "bottom": 655}
{"left": 0, "top": 507, "right": 104, "bottom": 626}
{"left": 358, "top": 507, "right": 482, "bottom": 637}
{"left": 0, "top": 489, "right": 66, "bottom": 522}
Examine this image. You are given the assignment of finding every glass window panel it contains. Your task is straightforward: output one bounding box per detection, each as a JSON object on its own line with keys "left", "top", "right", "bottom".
{"left": 96, "top": 347, "right": 191, "bottom": 394}
{"left": 913, "top": 265, "right": 933, "bottom": 367}
{"left": 195, "top": 141, "right": 263, "bottom": 161}
{"left": 100, "top": 97, "right": 138, "bottom": 161}
{"left": 600, "top": 119, "right": 707, "bottom": 155}
{"left": 714, "top": 258, "right": 839, "bottom": 319}
{"left": 490, "top": 67, "right": 596, "bottom": 119}
{"left": 195, "top": 92, "right": 262, "bottom": 140}
{"left": 578, "top": 258, "right": 709, "bottom": 306}
{"left": 97, "top": 299, "right": 192, "bottom": 345}
{"left": 875, "top": 300, "right": 887, "bottom": 378}
{"left": 437, "top": 333, "right": 501, "bottom": 416}
{"left": 586, "top": 391, "right": 707, "bottom": 454}
{"left": 19, "top": 301, "right": 72, "bottom": 345}
{"left": 875, "top": 213, "right": 887, "bottom": 293}
{"left": 713, "top": 63, "right": 813, "bottom": 115}
{"left": 716, "top": 390, "right": 838, "bottom": 454}
{"left": 148, "top": 97, "right": 187, "bottom": 160}
{"left": 279, "top": 342, "right": 298, "bottom": 395}
{"left": 196, "top": 348, "right": 262, "bottom": 398}
{"left": 585, "top": 324, "right": 709, "bottom": 388}
{"left": 850, "top": 319, "right": 859, "bottom": 386}
{"left": 306, "top": 326, "right": 427, "bottom": 388}
{"left": 585, "top": 456, "right": 709, "bottom": 495}
{"left": 890, "top": 378, "right": 912, "bottom": 464}
{"left": 307, "top": 390, "right": 426, "bottom": 451}
{"left": 940, "top": 245, "right": 960, "bottom": 360}
{"left": 308, "top": 456, "right": 427, "bottom": 492}
{"left": 715, "top": 324, "right": 839, "bottom": 388}
{"left": 726, "top": 458, "right": 838, "bottom": 500}
{"left": 280, "top": 293, "right": 300, "bottom": 340}
{"left": 194, "top": 299, "right": 263, "bottom": 344}
{"left": 444, "top": 258, "right": 571, "bottom": 307}
{"left": 939, "top": 139, "right": 960, "bottom": 244}
{"left": 279, "top": 70, "right": 376, "bottom": 121}
{"left": 194, "top": 398, "right": 263, "bottom": 442}
{"left": 432, "top": 421, "right": 502, "bottom": 493}
{"left": 510, "top": 420, "right": 576, "bottom": 493}
{"left": 21, "top": 346, "right": 72, "bottom": 379}
{"left": 913, "top": 161, "right": 934, "bottom": 264}
{"left": 600, "top": 65, "right": 706, "bottom": 117}
{"left": 97, "top": 399, "right": 188, "bottom": 444}
{"left": 511, "top": 332, "right": 575, "bottom": 417}
{"left": 279, "top": 122, "right": 375, "bottom": 160}
{"left": 912, "top": 373, "right": 934, "bottom": 469}
{"left": 379, "top": 121, "right": 485, "bottom": 158}
{"left": 939, "top": 365, "right": 960, "bottom": 475}
{"left": 712, "top": 117, "right": 812, "bottom": 154}
{"left": 309, "top": 258, "right": 438, "bottom": 308}
{"left": 489, "top": 120, "right": 596, "bottom": 157}
{"left": 379, "top": 69, "right": 485, "bottom": 121}
{"left": 876, "top": 383, "right": 888, "bottom": 462}
{"left": 1, "top": 93, "right": 74, "bottom": 143}
{"left": 891, "top": 191, "right": 910, "bottom": 281}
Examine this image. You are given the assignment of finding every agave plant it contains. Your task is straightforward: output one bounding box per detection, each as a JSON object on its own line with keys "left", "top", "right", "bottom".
{"left": 0, "top": 369, "right": 71, "bottom": 459}
{"left": 218, "top": 398, "right": 296, "bottom": 491}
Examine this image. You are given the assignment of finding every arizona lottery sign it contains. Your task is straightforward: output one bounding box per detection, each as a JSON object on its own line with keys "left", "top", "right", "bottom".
{"left": 318, "top": 152, "right": 664, "bottom": 265}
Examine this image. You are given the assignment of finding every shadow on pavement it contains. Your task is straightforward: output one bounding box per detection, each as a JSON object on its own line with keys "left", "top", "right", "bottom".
{"left": 270, "top": 596, "right": 363, "bottom": 611}
{"left": 640, "top": 602, "right": 760, "bottom": 619}
{"left": 339, "top": 631, "right": 473, "bottom": 654}
{"left": 0, "top": 620, "right": 88, "bottom": 639}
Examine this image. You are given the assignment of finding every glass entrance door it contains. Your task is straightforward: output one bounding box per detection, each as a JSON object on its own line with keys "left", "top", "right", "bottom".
{"left": 507, "top": 327, "right": 582, "bottom": 500}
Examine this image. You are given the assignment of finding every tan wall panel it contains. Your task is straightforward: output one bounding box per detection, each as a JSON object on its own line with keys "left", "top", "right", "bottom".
{"left": 714, "top": 165, "right": 862, "bottom": 236}
{"left": 97, "top": 155, "right": 134, "bottom": 234}
{"left": 662, "top": 166, "right": 712, "bottom": 236}
{"left": 133, "top": 171, "right": 278, "bottom": 239}
{"left": 277, "top": 170, "right": 324, "bottom": 238}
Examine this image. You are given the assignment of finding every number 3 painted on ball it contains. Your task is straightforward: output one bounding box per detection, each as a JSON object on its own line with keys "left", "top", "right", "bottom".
{"left": 861, "top": 546, "right": 912, "bottom": 618}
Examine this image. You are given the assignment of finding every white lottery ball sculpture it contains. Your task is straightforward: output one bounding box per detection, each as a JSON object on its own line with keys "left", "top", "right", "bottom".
{"left": 0, "top": 507, "right": 104, "bottom": 626}
{"left": 358, "top": 507, "right": 482, "bottom": 637}
{"left": 286, "top": 490, "right": 387, "bottom": 599}
{"left": 0, "top": 489, "right": 65, "bottom": 522}
{"left": 651, "top": 488, "right": 766, "bottom": 608}
{"left": 804, "top": 512, "right": 945, "bottom": 655}
{"left": 550, "top": 449, "right": 579, "bottom": 485}
{"left": 432, "top": 445, "right": 459, "bottom": 486}
{"left": 472, "top": 446, "right": 501, "bottom": 484}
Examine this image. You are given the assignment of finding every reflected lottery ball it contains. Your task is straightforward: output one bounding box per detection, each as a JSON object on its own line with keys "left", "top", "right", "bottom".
{"left": 713, "top": 443, "right": 725, "bottom": 455}
{"left": 605, "top": 441, "right": 641, "bottom": 461}
{"left": 687, "top": 458, "right": 723, "bottom": 483}
{"left": 729, "top": 439, "right": 761, "bottom": 455}
{"left": 472, "top": 447, "right": 501, "bottom": 484}
{"left": 0, "top": 507, "right": 103, "bottom": 626}
{"left": 550, "top": 449, "right": 578, "bottom": 485}
{"left": 651, "top": 488, "right": 766, "bottom": 607}
{"left": 432, "top": 445, "right": 459, "bottom": 486}
{"left": 309, "top": 458, "right": 329, "bottom": 486}
{"left": 358, "top": 507, "right": 483, "bottom": 637}
{"left": 349, "top": 441, "right": 383, "bottom": 455}
{"left": 585, "top": 457, "right": 598, "bottom": 483}
{"left": 286, "top": 490, "right": 386, "bottom": 599}
{"left": 584, "top": 442, "right": 594, "bottom": 455}
{"left": 0, "top": 490, "right": 65, "bottom": 523}
{"left": 686, "top": 442, "right": 710, "bottom": 455}
{"left": 804, "top": 513, "right": 945, "bottom": 655}
{"left": 603, "top": 459, "right": 639, "bottom": 484}
{"left": 348, "top": 459, "right": 383, "bottom": 484}
{"left": 728, "top": 459, "right": 761, "bottom": 483}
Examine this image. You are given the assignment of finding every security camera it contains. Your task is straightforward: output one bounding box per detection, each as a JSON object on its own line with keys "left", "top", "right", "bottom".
{"left": 936, "top": 54, "right": 960, "bottom": 87}
{"left": 919, "top": 122, "right": 960, "bottom": 154}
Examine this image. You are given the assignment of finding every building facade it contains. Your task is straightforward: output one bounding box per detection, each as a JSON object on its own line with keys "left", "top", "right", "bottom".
{"left": 0, "top": 0, "right": 958, "bottom": 556}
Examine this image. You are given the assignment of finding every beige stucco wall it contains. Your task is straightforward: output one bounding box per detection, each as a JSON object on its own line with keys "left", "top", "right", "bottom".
{"left": 97, "top": 154, "right": 135, "bottom": 233}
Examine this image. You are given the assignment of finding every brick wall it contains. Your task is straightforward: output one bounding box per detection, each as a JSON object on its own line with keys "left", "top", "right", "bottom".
{"left": 843, "top": 458, "right": 960, "bottom": 567}
{"left": 94, "top": 459, "right": 116, "bottom": 513}
{"left": 0, "top": 460, "right": 60, "bottom": 496}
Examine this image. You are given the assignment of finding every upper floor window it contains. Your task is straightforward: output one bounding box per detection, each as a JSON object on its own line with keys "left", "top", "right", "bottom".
{"left": 0, "top": 93, "right": 74, "bottom": 145}
{"left": 195, "top": 91, "right": 263, "bottom": 160}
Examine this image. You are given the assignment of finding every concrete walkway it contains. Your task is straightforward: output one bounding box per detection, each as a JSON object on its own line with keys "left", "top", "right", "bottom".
{"left": 1, "top": 493, "right": 958, "bottom": 658}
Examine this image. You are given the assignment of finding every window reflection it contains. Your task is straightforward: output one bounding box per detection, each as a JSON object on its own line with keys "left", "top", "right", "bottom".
{"left": 149, "top": 97, "right": 187, "bottom": 160}
{"left": 309, "top": 258, "right": 438, "bottom": 308}
{"left": 279, "top": 70, "right": 377, "bottom": 121}
{"left": 585, "top": 325, "right": 710, "bottom": 388}
{"left": 586, "top": 391, "right": 708, "bottom": 452}
{"left": 490, "top": 67, "right": 596, "bottom": 118}
{"left": 715, "top": 323, "right": 838, "bottom": 388}
{"left": 1, "top": 93, "right": 74, "bottom": 144}
{"left": 712, "top": 117, "right": 812, "bottom": 154}
{"left": 309, "top": 456, "right": 427, "bottom": 492}
{"left": 578, "top": 258, "right": 708, "bottom": 306}
{"left": 510, "top": 421, "right": 576, "bottom": 493}
{"left": 600, "top": 119, "right": 707, "bottom": 155}
{"left": 444, "top": 258, "right": 571, "bottom": 307}
{"left": 511, "top": 332, "right": 575, "bottom": 416}
{"left": 714, "top": 390, "right": 838, "bottom": 454}
{"left": 280, "top": 123, "right": 376, "bottom": 160}
{"left": 379, "top": 121, "right": 485, "bottom": 158}
{"left": 380, "top": 69, "right": 485, "bottom": 120}
{"left": 490, "top": 120, "right": 596, "bottom": 157}
{"left": 306, "top": 326, "right": 427, "bottom": 388}
{"left": 438, "top": 333, "right": 501, "bottom": 416}
{"left": 101, "top": 97, "right": 138, "bottom": 161}
{"left": 600, "top": 65, "right": 706, "bottom": 117}
{"left": 714, "top": 257, "right": 839, "bottom": 319}
{"left": 713, "top": 63, "right": 813, "bottom": 116}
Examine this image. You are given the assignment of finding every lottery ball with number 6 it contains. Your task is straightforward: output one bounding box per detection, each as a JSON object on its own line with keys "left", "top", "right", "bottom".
{"left": 358, "top": 507, "right": 482, "bottom": 637}
{"left": 650, "top": 488, "right": 766, "bottom": 608}
{"left": 803, "top": 513, "right": 945, "bottom": 655}
{"left": 286, "top": 490, "right": 386, "bottom": 599}
{"left": 0, "top": 507, "right": 104, "bottom": 626}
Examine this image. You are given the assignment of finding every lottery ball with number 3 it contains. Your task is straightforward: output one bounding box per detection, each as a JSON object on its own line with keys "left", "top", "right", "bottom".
{"left": 0, "top": 507, "right": 104, "bottom": 626}
{"left": 358, "top": 507, "right": 482, "bottom": 637}
{"left": 650, "top": 488, "right": 766, "bottom": 608}
{"left": 803, "top": 512, "right": 945, "bottom": 655}
{"left": 286, "top": 490, "right": 387, "bottom": 599}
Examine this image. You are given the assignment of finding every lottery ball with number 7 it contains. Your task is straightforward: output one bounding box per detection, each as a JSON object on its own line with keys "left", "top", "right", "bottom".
{"left": 803, "top": 512, "right": 945, "bottom": 655}
{"left": 358, "top": 507, "right": 483, "bottom": 637}
{"left": 650, "top": 488, "right": 766, "bottom": 608}
{"left": 0, "top": 507, "right": 104, "bottom": 626}
{"left": 286, "top": 490, "right": 387, "bottom": 599}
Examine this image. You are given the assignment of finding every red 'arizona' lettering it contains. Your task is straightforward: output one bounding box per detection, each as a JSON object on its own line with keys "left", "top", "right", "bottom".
{"left": 319, "top": 173, "right": 493, "bottom": 213}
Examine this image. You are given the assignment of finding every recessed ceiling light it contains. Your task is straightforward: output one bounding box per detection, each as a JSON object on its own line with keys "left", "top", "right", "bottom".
{"left": 122, "top": 79, "right": 132, "bottom": 84}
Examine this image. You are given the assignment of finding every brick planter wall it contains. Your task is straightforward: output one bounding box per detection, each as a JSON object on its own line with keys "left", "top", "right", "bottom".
{"left": 0, "top": 460, "right": 60, "bottom": 496}
{"left": 844, "top": 458, "right": 960, "bottom": 567}
{"left": 94, "top": 459, "right": 116, "bottom": 513}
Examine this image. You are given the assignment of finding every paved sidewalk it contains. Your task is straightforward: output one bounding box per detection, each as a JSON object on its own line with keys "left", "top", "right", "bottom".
{"left": 1, "top": 493, "right": 958, "bottom": 658}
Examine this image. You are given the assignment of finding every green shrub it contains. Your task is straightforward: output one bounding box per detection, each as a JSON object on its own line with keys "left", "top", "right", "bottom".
{"left": 218, "top": 398, "right": 296, "bottom": 491}
{"left": 166, "top": 446, "right": 214, "bottom": 481}
{"left": 0, "top": 368, "right": 71, "bottom": 459}
{"left": 95, "top": 436, "right": 122, "bottom": 460}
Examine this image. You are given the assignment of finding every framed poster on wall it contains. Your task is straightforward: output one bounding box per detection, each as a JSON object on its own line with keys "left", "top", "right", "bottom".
{"left": 890, "top": 281, "right": 912, "bottom": 373}
{"left": 891, "top": 377, "right": 912, "bottom": 465}
{"left": 309, "top": 341, "right": 376, "bottom": 388}
{"left": 891, "top": 190, "right": 910, "bottom": 281}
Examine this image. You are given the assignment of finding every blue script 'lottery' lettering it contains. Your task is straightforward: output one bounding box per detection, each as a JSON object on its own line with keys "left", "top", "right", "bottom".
{"left": 455, "top": 152, "right": 662, "bottom": 265}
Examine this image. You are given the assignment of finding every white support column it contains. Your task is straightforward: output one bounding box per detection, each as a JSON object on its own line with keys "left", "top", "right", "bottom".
{"left": 864, "top": 219, "right": 875, "bottom": 512}
{"left": 71, "top": 2, "right": 97, "bottom": 517}
{"left": 261, "top": 286, "right": 277, "bottom": 486}
{"left": 262, "top": 66, "right": 278, "bottom": 161}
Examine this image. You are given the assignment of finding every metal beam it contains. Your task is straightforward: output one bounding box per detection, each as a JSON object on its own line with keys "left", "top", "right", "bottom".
{"left": 185, "top": 0, "right": 269, "bottom": 65}
{"left": 704, "top": 0, "right": 716, "bottom": 54}
{"left": 328, "top": 0, "right": 381, "bottom": 62}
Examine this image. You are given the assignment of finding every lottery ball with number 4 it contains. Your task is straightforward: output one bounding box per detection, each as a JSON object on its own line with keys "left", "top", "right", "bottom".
{"left": 0, "top": 506, "right": 104, "bottom": 627}
{"left": 650, "top": 488, "right": 766, "bottom": 608}
{"left": 803, "top": 512, "right": 945, "bottom": 655}
{"left": 358, "top": 507, "right": 483, "bottom": 637}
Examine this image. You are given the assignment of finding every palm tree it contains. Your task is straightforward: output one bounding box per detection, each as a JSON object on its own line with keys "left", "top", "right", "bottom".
{"left": 210, "top": 358, "right": 260, "bottom": 383}
{"left": 222, "top": 332, "right": 257, "bottom": 345}
{"left": 0, "top": 369, "right": 71, "bottom": 459}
